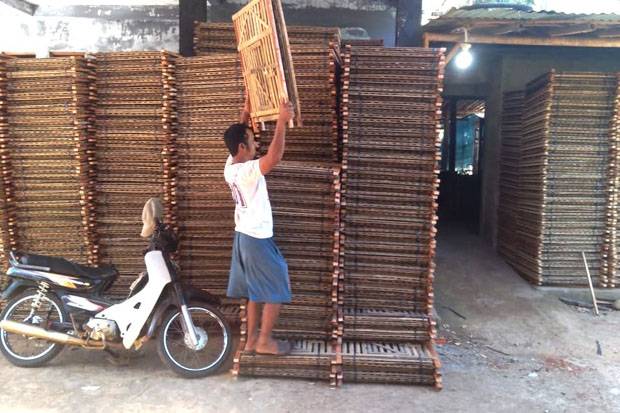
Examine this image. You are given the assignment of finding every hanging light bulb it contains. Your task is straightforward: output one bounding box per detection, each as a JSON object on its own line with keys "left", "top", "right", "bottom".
{"left": 455, "top": 43, "right": 473, "bottom": 70}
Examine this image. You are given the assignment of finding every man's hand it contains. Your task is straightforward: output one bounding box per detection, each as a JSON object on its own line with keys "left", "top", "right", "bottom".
{"left": 278, "top": 99, "right": 294, "bottom": 123}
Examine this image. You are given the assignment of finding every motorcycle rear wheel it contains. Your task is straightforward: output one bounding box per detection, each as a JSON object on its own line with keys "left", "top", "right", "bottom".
{"left": 0, "top": 290, "right": 67, "bottom": 367}
{"left": 157, "top": 301, "right": 232, "bottom": 378}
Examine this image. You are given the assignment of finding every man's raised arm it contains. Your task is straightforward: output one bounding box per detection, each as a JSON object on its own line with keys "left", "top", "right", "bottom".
{"left": 259, "top": 99, "right": 294, "bottom": 175}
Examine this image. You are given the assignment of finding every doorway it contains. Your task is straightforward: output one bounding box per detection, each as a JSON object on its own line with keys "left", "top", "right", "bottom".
{"left": 438, "top": 97, "right": 486, "bottom": 232}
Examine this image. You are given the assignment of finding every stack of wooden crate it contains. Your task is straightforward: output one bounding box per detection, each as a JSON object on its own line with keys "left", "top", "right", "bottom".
{"left": 337, "top": 46, "right": 444, "bottom": 386}
{"left": 498, "top": 72, "right": 618, "bottom": 287}
{"left": 175, "top": 54, "right": 243, "bottom": 297}
{"left": 3, "top": 57, "right": 97, "bottom": 267}
{"left": 93, "top": 51, "right": 178, "bottom": 293}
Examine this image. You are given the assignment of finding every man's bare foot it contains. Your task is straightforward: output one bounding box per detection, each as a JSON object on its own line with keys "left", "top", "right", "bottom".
{"left": 256, "top": 338, "right": 291, "bottom": 356}
{"left": 244, "top": 333, "right": 260, "bottom": 353}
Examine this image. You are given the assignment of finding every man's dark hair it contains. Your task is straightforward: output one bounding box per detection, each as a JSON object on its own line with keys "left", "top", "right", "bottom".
{"left": 224, "top": 123, "right": 251, "bottom": 156}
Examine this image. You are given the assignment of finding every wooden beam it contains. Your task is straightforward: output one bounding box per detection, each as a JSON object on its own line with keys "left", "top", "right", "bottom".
{"left": 424, "top": 32, "right": 620, "bottom": 48}
{"left": 0, "top": 0, "right": 37, "bottom": 16}
{"left": 595, "top": 27, "right": 620, "bottom": 38}
{"left": 474, "top": 24, "right": 523, "bottom": 36}
{"left": 548, "top": 24, "right": 596, "bottom": 37}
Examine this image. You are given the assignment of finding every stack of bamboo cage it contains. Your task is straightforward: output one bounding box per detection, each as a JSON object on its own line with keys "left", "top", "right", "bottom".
{"left": 3, "top": 57, "right": 97, "bottom": 267}
{"left": 337, "top": 46, "right": 444, "bottom": 387}
{"left": 607, "top": 74, "right": 620, "bottom": 288}
{"left": 499, "top": 71, "right": 618, "bottom": 287}
{"left": 236, "top": 162, "right": 342, "bottom": 384}
{"left": 258, "top": 43, "right": 340, "bottom": 163}
{"left": 193, "top": 21, "right": 344, "bottom": 383}
{"left": 0, "top": 54, "right": 14, "bottom": 280}
{"left": 175, "top": 54, "right": 243, "bottom": 299}
{"left": 497, "top": 91, "right": 525, "bottom": 272}
{"left": 93, "top": 51, "right": 178, "bottom": 294}
{"left": 194, "top": 22, "right": 340, "bottom": 55}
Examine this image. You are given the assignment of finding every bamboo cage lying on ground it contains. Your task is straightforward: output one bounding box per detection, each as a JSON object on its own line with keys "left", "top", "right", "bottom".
{"left": 93, "top": 51, "right": 178, "bottom": 294}
{"left": 2, "top": 57, "right": 97, "bottom": 268}
{"left": 338, "top": 45, "right": 444, "bottom": 387}
{"left": 498, "top": 71, "right": 619, "bottom": 287}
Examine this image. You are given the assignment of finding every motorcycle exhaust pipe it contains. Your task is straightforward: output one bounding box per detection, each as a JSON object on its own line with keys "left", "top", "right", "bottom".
{"left": 0, "top": 320, "right": 105, "bottom": 349}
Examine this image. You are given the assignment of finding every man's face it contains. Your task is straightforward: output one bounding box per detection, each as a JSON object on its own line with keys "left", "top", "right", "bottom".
{"left": 240, "top": 129, "right": 259, "bottom": 159}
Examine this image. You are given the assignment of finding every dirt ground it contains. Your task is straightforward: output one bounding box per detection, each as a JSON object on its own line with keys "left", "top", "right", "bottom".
{"left": 1, "top": 225, "right": 619, "bottom": 413}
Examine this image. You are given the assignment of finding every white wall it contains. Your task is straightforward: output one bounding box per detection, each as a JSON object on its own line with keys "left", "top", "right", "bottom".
{"left": 0, "top": 3, "right": 178, "bottom": 56}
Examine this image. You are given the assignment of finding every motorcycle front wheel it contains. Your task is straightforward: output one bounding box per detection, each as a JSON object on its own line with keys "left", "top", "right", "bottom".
{"left": 157, "top": 301, "right": 232, "bottom": 378}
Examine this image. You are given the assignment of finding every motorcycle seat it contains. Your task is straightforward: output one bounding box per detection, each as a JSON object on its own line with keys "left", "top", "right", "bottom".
{"left": 17, "top": 252, "right": 118, "bottom": 281}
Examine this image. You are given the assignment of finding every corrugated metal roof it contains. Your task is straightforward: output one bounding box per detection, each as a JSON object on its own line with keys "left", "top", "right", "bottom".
{"left": 425, "top": 7, "right": 620, "bottom": 27}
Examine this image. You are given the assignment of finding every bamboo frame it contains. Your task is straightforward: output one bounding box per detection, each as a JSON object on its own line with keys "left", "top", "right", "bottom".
{"left": 232, "top": 0, "right": 301, "bottom": 127}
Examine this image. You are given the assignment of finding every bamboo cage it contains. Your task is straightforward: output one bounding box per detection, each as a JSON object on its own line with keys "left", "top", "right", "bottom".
{"left": 232, "top": 0, "right": 301, "bottom": 126}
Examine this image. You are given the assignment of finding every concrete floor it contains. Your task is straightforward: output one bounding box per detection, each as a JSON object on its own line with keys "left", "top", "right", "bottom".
{"left": 1, "top": 225, "right": 619, "bottom": 413}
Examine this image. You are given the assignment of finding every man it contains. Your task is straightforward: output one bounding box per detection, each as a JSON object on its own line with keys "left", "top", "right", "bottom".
{"left": 223, "top": 98, "right": 294, "bottom": 355}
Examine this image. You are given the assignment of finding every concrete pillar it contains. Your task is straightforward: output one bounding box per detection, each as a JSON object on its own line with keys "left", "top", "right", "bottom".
{"left": 180, "top": 0, "right": 207, "bottom": 56}
{"left": 395, "top": 0, "right": 423, "bottom": 47}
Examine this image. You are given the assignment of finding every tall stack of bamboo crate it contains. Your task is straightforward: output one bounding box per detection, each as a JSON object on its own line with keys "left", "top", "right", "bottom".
{"left": 174, "top": 54, "right": 243, "bottom": 299}
{"left": 0, "top": 55, "right": 14, "bottom": 278}
{"left": 338, "top": 45, "right": 443, "bottom": 386}
{"left": 93, "top": 51, "right": 178, "bottom": 293}
{"left": 497, "top": 91, "right": 525, "bottom": 273}
{"left": 498, "top": 71, "right": 619, "bottom": 287}
{"left": 193, "top": 22, "right": 344, "bottom": 384}
{"left": 2, "top": 57, "right": 97, "bottom": 267}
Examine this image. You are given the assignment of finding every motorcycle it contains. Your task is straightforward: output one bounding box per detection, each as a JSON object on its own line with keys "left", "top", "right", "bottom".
{"left": 0, "top": 199, "right": 232, "bottom": 378}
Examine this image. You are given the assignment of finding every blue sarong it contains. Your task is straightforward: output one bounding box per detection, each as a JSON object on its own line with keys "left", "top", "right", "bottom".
{"left": 227, "top": 231, "right": 291, "bottom": 304}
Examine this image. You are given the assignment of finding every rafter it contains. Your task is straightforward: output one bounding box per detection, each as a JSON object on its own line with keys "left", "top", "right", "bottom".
{"left": 0, "top": 0, "right": 38, "bottom": 16}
